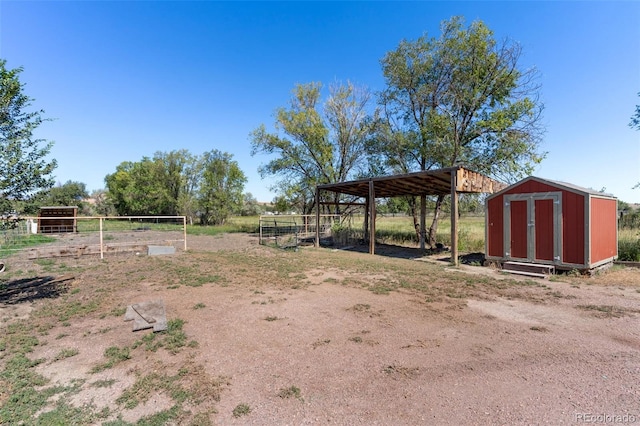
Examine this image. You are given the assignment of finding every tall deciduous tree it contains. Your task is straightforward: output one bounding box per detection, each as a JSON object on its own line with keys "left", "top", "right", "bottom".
{"left": 105, "top": 149, "right": 246, "bottom": 224}
{"left": 0, "top": 59, "right": 57, "bottom": 213}
{"left": 105, "top": 150, "right": 197, "bottom": 217}
{"left": 197, "top": 150, "right": 246, "bottom": 225}
{"left": 250, "top": 81, "right": 375, "bottom": 213}
{"left": 631, "top": 92, "right": 639, "bottom": 189}
{"left": 376, "top": 16, "right": 545, "bottom": 247}
{"left": 23, "top": 180, "right": 90, "bottom": 215}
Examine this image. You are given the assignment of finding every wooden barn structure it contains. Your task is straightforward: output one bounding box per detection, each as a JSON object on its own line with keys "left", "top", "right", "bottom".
{"left": 314, "top": 166, "right": 505, "bottom": 266}
{"left": 38, "top": 206, "right": 78, "bottom": 234}
{"left": 485, "top": 177, "right": 618, "bottom": 272}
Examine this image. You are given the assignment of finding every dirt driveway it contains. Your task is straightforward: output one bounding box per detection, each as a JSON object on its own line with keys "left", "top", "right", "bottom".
{"left": 1, "top": 233, "right": 639, "bottom": 425}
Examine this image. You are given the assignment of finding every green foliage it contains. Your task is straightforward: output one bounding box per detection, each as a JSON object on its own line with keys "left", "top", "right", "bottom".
{"left": 52, "top": 348, "right": 79, "bottom": 362}
{"left": 251, "top": 81, "right": 375, "bottom": 213}
{"left": 0, "top": 59, "right": 57, "bottom": 214}
{"left": 619, "top": 209, "right": 640, "bottom": 229}
{"left": 0, "top": 354, "right": 53, "bottom": 424}
{"left": 132, "top": 318, "right": 190, "bottom": 354}
{"left": 618, "top": 233, "right": 640, "bottom": 261}
{"left": 22, "top": 180, "right": 90, "bottom": 215}
{"left": 90, "top": 189, "right": 116, "bottom": 216}
{"left": 233, "top": 403, "right": 251, "bottom": 417}
{"left": 104, "top": 149, "right": 246, "bottom": 225}
{"left": 277, "top": 385, "right": 303, "bottom": 400}
{"left": 240, "top": 192, "right": 263, "bottom": 216}
{"left": 630, "top": 92, "right": 640, "bottom": 131}
{"left": 90, "top": 345, "right": 131, "bottom": 373}
{"left": 0, "top": 232, "right": 56, "bottom": 258}
{"left": 197, "top": 150, "right": 246, "bottom": 225}
{"left": 375, "top": 16, "right": 545, "bottom": 246}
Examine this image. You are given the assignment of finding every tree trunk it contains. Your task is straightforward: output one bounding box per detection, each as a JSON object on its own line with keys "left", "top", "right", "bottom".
{"left": 428, "top": 194, "right": 445, "bottom": 247}
{"left": 407, "top": 197, "right": 420, "bottom": 242}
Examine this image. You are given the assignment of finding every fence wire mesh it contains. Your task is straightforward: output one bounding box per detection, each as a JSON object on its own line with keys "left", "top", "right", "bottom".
{"left": 258, "top": 214, "right": 340, "bottom": 249}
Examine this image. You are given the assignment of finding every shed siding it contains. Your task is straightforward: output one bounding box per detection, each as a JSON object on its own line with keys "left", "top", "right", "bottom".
{"left": 534, "top": 199, "right": 554, "bottom": 261}
{"left": 505, "top": 180, "right": 558, "bottom": 195}
{"left": 590, "top": 198, "right": 618, "bottom": 263}
{"left": 487, "top": 195, "right": 503, "bottom": 257}
{"left": 562, "top": 191, "right": 585, "bottom": 265}
{"left": 486, "top": 176, "right": 617, "bottom": 270}
{"left": 510, "top": 200, "right": 528, "bottom": 258}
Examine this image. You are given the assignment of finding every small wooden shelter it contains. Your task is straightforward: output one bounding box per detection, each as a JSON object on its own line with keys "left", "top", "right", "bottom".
{"left": 38, "top": 206, "right": 78, "bottom": 234}
{"left": 485, "top": 177, "right": 618, "bottom": 271}
{"left": 315, "top": 167, "right": 505, "bottom": 265}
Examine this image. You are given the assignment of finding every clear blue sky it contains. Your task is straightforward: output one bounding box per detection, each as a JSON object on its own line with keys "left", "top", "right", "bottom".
{"left": 1, "top": 1, "right": 639, "bottom": 203}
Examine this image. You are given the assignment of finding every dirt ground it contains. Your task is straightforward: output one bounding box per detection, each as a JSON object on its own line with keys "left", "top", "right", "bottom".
{"left": 1, "top": 233, "right": 639, "bottom": 425}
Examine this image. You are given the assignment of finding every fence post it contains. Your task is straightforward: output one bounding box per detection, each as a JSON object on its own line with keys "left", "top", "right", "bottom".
{"left": 99, "top": 217, "right": 104, "bottom": 259}
{"left": 183, "top": 216, "right": 187, "bottom": 251}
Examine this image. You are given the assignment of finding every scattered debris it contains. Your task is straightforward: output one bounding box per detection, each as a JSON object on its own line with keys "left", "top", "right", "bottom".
{"left": 124, "top": 299, "right": 168, "bottom": 331}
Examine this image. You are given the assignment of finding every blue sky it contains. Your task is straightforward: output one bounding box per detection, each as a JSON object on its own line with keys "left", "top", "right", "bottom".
{"left": 1, "top": 1, "right": 639, "bottom": 203}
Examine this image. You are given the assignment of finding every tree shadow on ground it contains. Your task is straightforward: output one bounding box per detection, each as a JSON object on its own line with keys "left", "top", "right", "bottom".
{"left": 327, "top": 241, "right": 445, "bottom": 261}
{"left": 0, "top": 275, "right": 73, "bottom": 304}
{"left": 323, "top": 239, "right": 487, "bottom": 265}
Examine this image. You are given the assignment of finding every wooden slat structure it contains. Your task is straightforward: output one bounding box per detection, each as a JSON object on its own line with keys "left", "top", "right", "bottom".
{"left": 38, "top": 206, "right": 78, "bottom": 233}
{"left": 314, "top": 166, "right": 506, "bottom": 265}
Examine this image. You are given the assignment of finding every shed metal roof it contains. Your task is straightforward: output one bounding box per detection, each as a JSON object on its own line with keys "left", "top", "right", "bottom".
{"left": 486, "top": 176, "right": 617, "bottom": 200}
{"left": 316, "top": 166, "right": 506, "bottom": 199}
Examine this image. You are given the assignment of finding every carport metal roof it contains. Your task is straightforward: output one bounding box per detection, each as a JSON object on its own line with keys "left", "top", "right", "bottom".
{"left": 314, "top": 166, "right": 506, "bottom": 265}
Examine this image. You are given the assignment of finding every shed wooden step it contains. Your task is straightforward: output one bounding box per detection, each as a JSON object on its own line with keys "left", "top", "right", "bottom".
{"left": 501, "top": 269, "right": 548, "bottom": 279}
{"left": 503, "top": 261, "right": 555, "bottom": 276}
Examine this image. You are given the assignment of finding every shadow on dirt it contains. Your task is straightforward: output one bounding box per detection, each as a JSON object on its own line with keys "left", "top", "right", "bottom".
{"left": 0, "top": 275, "right": 73, "bottom": 304}
{"left": 323, "top": 239, "right": 487, "bottom": 266}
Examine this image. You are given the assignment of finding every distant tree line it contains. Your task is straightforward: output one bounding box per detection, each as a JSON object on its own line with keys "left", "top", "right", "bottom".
{"left": 105, "top": 149, "right": 247, "bottom": 225}
{"left": 3, "top": 16, "right": 639, "bottom": 240}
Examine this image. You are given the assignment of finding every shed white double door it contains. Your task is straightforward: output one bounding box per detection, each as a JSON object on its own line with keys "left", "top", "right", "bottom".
{"left": 504, "top": 192, "right": 562, "bottom": 263}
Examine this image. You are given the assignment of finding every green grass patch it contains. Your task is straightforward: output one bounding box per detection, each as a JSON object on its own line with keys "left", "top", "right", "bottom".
{"left": 233, "top": 403, "right": 251, "bottom": 418}
{"left": 277, "top": 385, "right": 303, "bottom": 401}
{"left": 91, "top": 345, "right": 131, "bottom": 373}
{"left": 618, "top": 229, "right": 640, "bottom": 261}
{"left": 576, "top": 304, "right": 639, "bottom": 318}
{"left": 132, "top": 319, "right": 190, "bottom": 354}
{"left": 0, "top": 354, "right": 53, "bottom": 424}
{"left": 91, "top": 379, "right": 117, "bottom": 388}
{"left": 0, "top": 233, "right": 56, "bottom": 258}
{"left": 53, "top": 347, "right": 79, "bottom": 362}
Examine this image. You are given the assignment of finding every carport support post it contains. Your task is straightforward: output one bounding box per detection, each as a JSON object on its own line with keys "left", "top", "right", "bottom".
{"left": 364, "top": 196, "right": 369, "bottom": 242}
{"left": 420, "top": 195, "right": 426, "bottom": 251}
{"left": 451, "top": 172, "right": 459, "bottom": 266}
{"left": 369, "top": 180, "right": 376, "bottom": 255}
{"left": 315, "top": 187, "right": 320, "bottom": 248}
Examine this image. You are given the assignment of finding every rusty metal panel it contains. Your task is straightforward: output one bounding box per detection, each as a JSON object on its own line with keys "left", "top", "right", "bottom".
{"left": 590, "top": 197, "right": 618, "bottom": 263}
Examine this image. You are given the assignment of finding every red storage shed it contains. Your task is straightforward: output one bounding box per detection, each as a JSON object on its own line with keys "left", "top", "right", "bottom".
{"left": 485, "top": 177, "right": 617, "bottom": 271}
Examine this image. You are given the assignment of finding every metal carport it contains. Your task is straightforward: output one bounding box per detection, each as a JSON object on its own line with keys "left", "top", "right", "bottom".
{"left": 314, "top": 166, "right": 505, "bottom": 265}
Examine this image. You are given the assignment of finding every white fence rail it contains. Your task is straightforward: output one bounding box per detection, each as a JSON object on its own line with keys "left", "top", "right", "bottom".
{"left": 1, "top": 216, "right": 187, "bottom": 260}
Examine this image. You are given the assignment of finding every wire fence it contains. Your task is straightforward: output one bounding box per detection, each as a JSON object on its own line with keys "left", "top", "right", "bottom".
{"left": 258, "top": 214, "right": 340, "bottom": 249}
{"left": 0, "top": 216, "right": 187, "bottom": 261}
